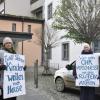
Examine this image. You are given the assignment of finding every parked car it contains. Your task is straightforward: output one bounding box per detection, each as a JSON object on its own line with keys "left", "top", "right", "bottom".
{"left": 54, "top": 61, "right": 100, "bottom": 95}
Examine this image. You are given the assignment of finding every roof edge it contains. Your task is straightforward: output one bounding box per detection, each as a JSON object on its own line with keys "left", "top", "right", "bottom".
{"left": 0, "top": 14, "right": 45, "bottom": 23}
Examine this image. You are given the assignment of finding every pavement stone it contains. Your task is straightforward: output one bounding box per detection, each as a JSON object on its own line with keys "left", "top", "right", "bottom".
{"left": 17, "top": 90, "right": 54, "bottom": 100}
{"left": 17, "top": 66, "right": 55, "bottom": 100}
{"left": 17, "top": 66, "right": 80, "bottom": 100}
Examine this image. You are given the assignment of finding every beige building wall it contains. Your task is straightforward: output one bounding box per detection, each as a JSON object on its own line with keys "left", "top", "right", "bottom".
{"left": 0, "top": 20, "right": 22, "bottom": 31}
{"left": 18, "top": 22, "right": 42, "bottom": 67}
{"left": 0, "top": 19, "right": 43, "bottom": 67}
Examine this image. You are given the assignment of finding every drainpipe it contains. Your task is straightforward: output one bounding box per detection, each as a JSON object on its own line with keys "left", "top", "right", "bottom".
{"left": 41, "top": 21, "right": 44, "bottom": 65}
{"left": 4, "top": 0, "right": 5, "bottom": 15}
{"left": 22, "top": 17, "right": 24, "bottom": 55}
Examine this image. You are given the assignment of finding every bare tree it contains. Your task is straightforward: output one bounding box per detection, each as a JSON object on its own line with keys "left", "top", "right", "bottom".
{"left": 34, "top": 24, "right": 61, "bottom": 75}
{"left": 53, "top": 0, "right": 100, "bottom": 44}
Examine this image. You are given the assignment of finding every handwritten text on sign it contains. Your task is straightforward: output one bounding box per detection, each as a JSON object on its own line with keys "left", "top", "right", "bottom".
{"left": 3, "top": 53, "right": 26, "bottom": 99}
{"left": 76, "top": 54, "right": 99, "bottom": 87}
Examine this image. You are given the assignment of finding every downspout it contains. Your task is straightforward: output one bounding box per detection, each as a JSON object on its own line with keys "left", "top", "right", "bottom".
{"left": 22, "top": 17, "right": 24, "bottom": 55}
{"left": 4, "top": 0, "right": 5, "bottom": 15}
{"left": 41, "top": 21, "right": 44, "bottom": 65}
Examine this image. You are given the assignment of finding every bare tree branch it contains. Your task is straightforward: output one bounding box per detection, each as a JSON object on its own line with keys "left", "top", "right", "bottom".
{"left": 53, "top": 0, "right": 100, "bottom": 43}
{"left": 34, "top": 23, "right": 61, "bottom": 74}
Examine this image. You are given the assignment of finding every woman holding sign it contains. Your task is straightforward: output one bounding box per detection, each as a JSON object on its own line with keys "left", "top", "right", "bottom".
{"left": 0, "top": 37, "right": 17, "bottom": 100}
{"left": 73, "top": 43, "right": 96, "bottom": 100}
{"left": 80, "top": 43, "right": 95, "bottom": 100}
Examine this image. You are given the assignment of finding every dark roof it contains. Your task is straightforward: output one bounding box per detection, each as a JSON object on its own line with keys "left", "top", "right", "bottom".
{"left": 0, "top": 14, "right": 45, "bottom": 23}
{"left": 0, "top": 31, "right": 33, "bottom": 43}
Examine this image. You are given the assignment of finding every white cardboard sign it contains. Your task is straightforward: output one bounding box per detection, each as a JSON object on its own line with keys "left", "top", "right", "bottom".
{"left": 3, "top": 53, "right": 26, "bottom": 99}
{"left": 76, "top": 54, "right": 99, "bottom": 87}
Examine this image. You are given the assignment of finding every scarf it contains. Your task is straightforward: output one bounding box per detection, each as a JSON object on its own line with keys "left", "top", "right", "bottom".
{"left": 3, "top": 47, "right": 16, "bottom": 54}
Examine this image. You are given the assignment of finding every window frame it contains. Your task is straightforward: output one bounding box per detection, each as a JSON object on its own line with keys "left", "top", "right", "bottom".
{"left": 94, "top": 40, "right": 100, "bottom": 53}
{"left": 48, "top": 3, "right": 52, "bottom": 20}
{"left": 62, "top": 43, "right": 69, "bottom": 61}
{"left": 0, "top": 0, "right": 4, "bottom": 4}
{"left": 48, "top": 46, "right": 52, "bottom": 59}
{"left": 28, "top": 25, "right": 31, "bottom": 33}
{"left": 31, "top": 7, "right": 43, "bottom": 19}
{"left": 30, "top": 0, "right": 38, "bottom": 4}
{"left": 0, "top": 9, "right": 4, "bottom": 14}
{"left": 12, "top": 23, "right": 16, "bottom": 32}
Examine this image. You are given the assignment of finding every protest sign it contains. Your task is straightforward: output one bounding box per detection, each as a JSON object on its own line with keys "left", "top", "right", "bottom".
{"left": 76, "top": 54, "right": 99, "bottom": 87}
{"left": 3, "top": 53, "right": 26, "bottom": 99}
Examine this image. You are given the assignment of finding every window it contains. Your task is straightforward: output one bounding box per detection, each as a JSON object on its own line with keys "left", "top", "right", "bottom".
{"left": 12, "top": 23, "right": 16, "bottom": 32}
{"left": 0, "top": 0, "right": 4, "bottom": 4}
{"left": 48, "top": 46, "right": 52, "bottom": 59}
{"left": 62, "top": 43, "right": 69, "bottom": 60}
{"left": 48, "top": 3, "right": 52, "bottom": 19}
{"left": 30, "top": 0, "right": 38, "bottom": 4}
{"left": 31, "top": 7, "right": 43, "bottom": 19}
{"left": 94, "top": 40, "right": 100, "bottom": 53}
{"left": 28, "top": 25, "right": 31, "bottom": 33}
{"left": 0, "top": 9, "right": 4, "bottom": 14}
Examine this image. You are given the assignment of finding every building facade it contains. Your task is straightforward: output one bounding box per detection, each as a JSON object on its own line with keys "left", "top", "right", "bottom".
{"left": 0, "top": 14, "right": 44, "bottom": 67}
{"left": 30, "top": 0, "right": 45, "bottom": 19}
{"left": 0, "top": 0, "right": 85, "bottom": 68}
{"left": 44, "top": 0, "right": 84, "bottom": 69}
{"left": 0, "top": 0, "right": 31, "bottom": 16}
{"left": 0, "top": 0, "right": 99, "bottom": 69}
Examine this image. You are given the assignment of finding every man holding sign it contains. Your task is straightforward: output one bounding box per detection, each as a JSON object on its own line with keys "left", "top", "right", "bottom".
{"left": 73, "top": 43, "right": 100, "bottom": 100}
{"left": 0, "top": 37, "right": 26, "bottom": 100}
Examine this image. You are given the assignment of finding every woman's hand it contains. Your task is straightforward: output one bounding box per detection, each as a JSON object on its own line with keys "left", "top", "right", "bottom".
{"left": 0, "top": 64, "right": 7, "bottom": 70}
{"left": 23, "top": 65, "right": 27, "bottom": 71}
{"left": 74, "top": 75, "right": 78, "bottom": 79}
{"left": 97, "top": 76, "right": 100, "bottom": 79}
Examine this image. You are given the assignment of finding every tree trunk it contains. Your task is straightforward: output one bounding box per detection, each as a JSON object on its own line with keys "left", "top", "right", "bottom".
{"left": 42, "top": 49, "right": 52, "bottom": 75}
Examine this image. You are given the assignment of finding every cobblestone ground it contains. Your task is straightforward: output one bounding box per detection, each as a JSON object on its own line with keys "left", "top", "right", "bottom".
{"left": 25, "top": 66, "right": 80, "bottom": 100}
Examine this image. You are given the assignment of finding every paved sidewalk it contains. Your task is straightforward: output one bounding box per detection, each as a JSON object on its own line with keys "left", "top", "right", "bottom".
{"left": 17, "top": 88, "right": 54, "bottom": 100}
{"left": 17, "top": 66, "right": 100, "bottom": 100}
{"left": 17, "top": 67, "right": 55, "bottom": 100}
